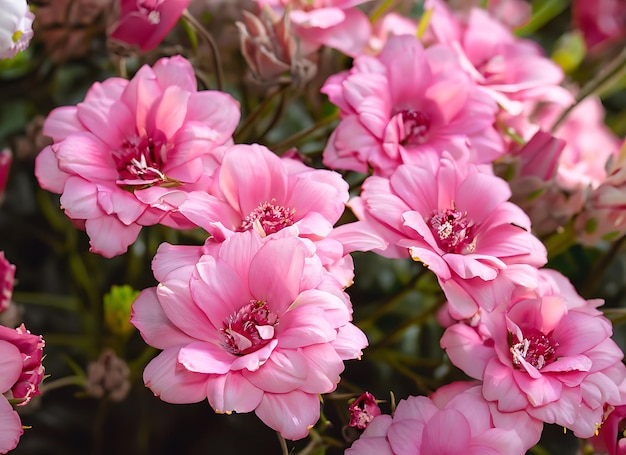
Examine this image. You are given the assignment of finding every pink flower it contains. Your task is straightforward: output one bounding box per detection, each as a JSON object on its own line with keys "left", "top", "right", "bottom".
{"left": 0, "top": 0, "right": 34, "bottom": 60}
{"left": 131, "top": 231, "right": 367, "bottom": 440}
{"left": 254, "top": 0, "right": 372, "bottom": 57}
{"left": 349, "top": 391, "right": 381, "bottom": 430}
{"left": 178, "top": 143, "right": 384, "bottom": 285}
{"left": 441, "top": 292, "right": 626, "bottom": 437}
{"left": 0, "top": 324, "right": 45, "bottom": 453}
{"left": 428, "top": 2, "right": 572, "bottom": 114}
{"left": 322, "top": 34, "right": 502, "bottom": 176}
{"left": 347, "top": 382, "right": 542, "bottom": 455}
{"left": 0, "top": 252, "right": 15, "bottom": 313}
{"left": 573, "top": 0, "right": 626, "bottom": 52}
{"left": 352, "top": 154, "right": 546, "bottom": 319}
{"left": 35, "top": 55, "right": 240, "bottom": 257}
{"left": 535, "top": 96, "right": 621, "bottom": 192}
{"left": 109, "top": 0, "right": 191, "bottom": 52}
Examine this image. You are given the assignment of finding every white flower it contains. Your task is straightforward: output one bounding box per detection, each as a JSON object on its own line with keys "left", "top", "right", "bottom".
{"left": 0, "top": 0, "right": 34, "bottom": 60}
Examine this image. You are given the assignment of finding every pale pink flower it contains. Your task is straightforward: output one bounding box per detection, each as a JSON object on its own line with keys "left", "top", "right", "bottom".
{"left": 349, "top": 391, "right": 381, "bottom": 430}
{"left": 444, "top": 0, "right": 531, "bottom": 28}
{"left": 535, "top": 96, "right": 621, "bottom": 192}
{"left": 352, "top": 154, "right": 546, "bottom": 319}
{"left": 178, "top": 143, "right": 385, "bottom": 285}
{"left": 574, "top": 140, "right": 626, "bottom": 245}
{"left": 0, "top": 324, "right": 45, "bottom": 453}
{"left": 0, "top": 252, "right": 15, "bottom": 313}
{"left": 131, "top": 231, "right": 367, "bottom": 440}
{"left": 367, "top": 12, "right": 417, "bottom": 55}
{"left": 428, "top": 2, "right": 572, "bottom": 114}
{"left": 35, "top": 55, "right": 240, "bottom": 257}
{"left": 441, "top": 292, "right": 626, "bottom": 437}
{"left": 0, "top": 0, "right": 34, "bottom": 60}
{"left": 109, "top": 0, "right": 191, "bottom": 52}
{"left": 347, "top": 382, "right": 542, "bottom": 455}
{"left": 322, "top": 34, "right": 502, "bottom": 176}
{"left": 254, "top": 0, "right": 372, "bottom": 57}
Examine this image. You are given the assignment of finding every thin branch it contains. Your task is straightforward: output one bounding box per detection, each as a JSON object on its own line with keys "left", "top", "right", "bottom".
{"left": 182, "top": 9, "right": 224, "bottom": 91}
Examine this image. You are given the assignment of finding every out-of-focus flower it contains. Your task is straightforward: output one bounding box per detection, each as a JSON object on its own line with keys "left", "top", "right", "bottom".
{"left": 352, "top": 154, "right": 546, "bottom": 319}
{"left": 236, "top": 6, "right": 317, "bottom": 88}
{"left": 0, "top": 252, "right": 15, "bottom": 314}
{"left": 254, "top": 0, "right": 372, "bottom": 57}
{"left": 444, "top": 0, "right": 531, "bottom": 28}
{"left": 108, "top": 0, "right": 191, "bottom": 52}
{"left": 428, "top": 2, "right": 572, "bottom": 114}
{"left": 35, "top": 55, "right": 240, "bottom": 257}
{"left": 0, "top": 149, "right": 11, "bottom": 206}
{"left": 536, "top": 96, "right": 621, "bottom": 192}
{"left": 85, "top": 349, "right": 131, "bottom": 402}
{"left": 131, "top": 231, "right": 368, "bottom": 440}
{"left": 572, "top": 0, "right": 626, "bottom": 52}
{"left": 575, "top": 141, "right": 626, "bottom": 244}
{"left": 348, "top": 391, "right": 381, "bottom": 430}
{"left": 322, "top": 34, "right": 501, "bottom": 176}
{"left": 347, "top": 382, "right": 542, "bottom": 455}
{"left": 0, "top": 0, "right": 34, "bottom": 60}
{"left": 442, "top": 291, "right": 626, "bottom": 437}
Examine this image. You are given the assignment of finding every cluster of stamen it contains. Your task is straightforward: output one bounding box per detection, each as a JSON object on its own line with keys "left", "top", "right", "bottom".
{"left": 113, "top": 136, "right": 172, "bottom": 187}
{"left": 137, "top": 0, "right": 164, "bottom": 24}
{"left": 510, "top": 328, "right": 557, "bottom": 371}
{"left": 428, "top": 208, "right": 476, "bottom": 254}
{"left": 400, "top": 109, "right": 431, "bottom": 145}
{"left": 221, "top": 300, "right": 278, "bottom": 355}
{"left": 241, "top": 201, "right": 295, "bottom": 236}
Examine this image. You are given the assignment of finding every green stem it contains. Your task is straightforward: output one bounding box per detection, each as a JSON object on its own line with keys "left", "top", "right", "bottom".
{"left": 272, "top": 111, "right": 339, "bottom": 155}
{"left": 234, "top": 86, "right": 289, "bottom": 143}
{"left": 39, "top": 375, "right": 85, "bottom": 394}
{"left": 181, "top": 9, "right": 224, "bottom": 91}
{"left": 551, "top": 45, "right": 626, "bottom": 132}
{"left": 277, "top": 432, "right": 289, "bottom": 455}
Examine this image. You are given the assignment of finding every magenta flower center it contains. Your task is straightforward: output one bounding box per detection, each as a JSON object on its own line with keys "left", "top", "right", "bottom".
{"left": 428, "top": 208, "right": 476, "bottom": 254}
{"left": 400, "top": 109, "right": 431, "bottom": 145}
{"left": 113, "top": 136, "right": 173, "bottom": 187}
{"left": 137, "top": 0, "right": 164, "bottom": 24}
{"left": 221, "top": 300, "right": 279, "bottom": 355}
{"left": 241, "top": 201, "right": 295, "bottom": 236}
{"left": 510, "top": 328, "right": 557, "bottom": 370}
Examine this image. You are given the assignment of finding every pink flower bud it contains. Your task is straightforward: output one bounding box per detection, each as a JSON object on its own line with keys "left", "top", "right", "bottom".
{"left": 0, "top": 252, "right": 15, "bottom": 313}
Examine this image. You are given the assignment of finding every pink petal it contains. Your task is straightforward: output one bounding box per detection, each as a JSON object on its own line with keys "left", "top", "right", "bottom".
{"left": 55, "top": 133, "right": 117, "bottom": 181}
{"left": 143, "top": 347, "right": 209, "bottom": 404}
{"left": 42, "top": 106, "right": 82, "bottom": 141}
{"left": 332, "top": 323, "right": 368, "bottom": 360}
{"left": 277, "top": 305, "right": 338, "bottom": 349}
{"left": 131, "top": 287, "right": 198, "bottom": 349}
{"left": 248, "top": 237, "right": 307, "bottom": 314}
{"left": 145, "top": 85, "right": 190, "bottom": 139}
{"left": 243, "top": 349, "right": 307, "bottom": 393}
{"left": 84, "top": 216, "right": 142, "bottom": 257}
{"left": 152, "top": 55, "right": 197, "bottom": 93}
{"left": 440, "top": 324, "right": 494, "bottom": 380}
{"left": 205, "top": 372, "right": 263, "bottom": 414}
{"left": 178, "top": 341, "right": 236, "bottom": 374}
{"left": 0, "top": 396, "right": 22, "bottom": 454}
{"left": 298, "top": 343, "right": 344, "bottom": 394}
{"left": 255, "top": 390, "right": 320, "bottom": 440}
{"left": 0, "top": 341, "right": 22, "bottom": 393}
{"left": 34, "top": 145, "right": 69, "bottom": 194}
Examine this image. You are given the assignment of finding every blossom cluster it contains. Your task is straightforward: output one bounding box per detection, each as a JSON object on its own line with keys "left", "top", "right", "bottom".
{"left": 1, "top": 0, "right": 626, "bottom": 453}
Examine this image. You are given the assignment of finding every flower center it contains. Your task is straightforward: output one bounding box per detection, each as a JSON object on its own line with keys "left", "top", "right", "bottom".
{"left": 137, "top": 0, "right": 164, "bottom": 24}
{"left": 400, "top": 109, "right": 431, "bottom": 145}
{"left": 510, "top": 328, "right": 557, "bottom": 370}
{"left": 428, "top": 208, "right": 476, "bottom": 254}
{"left": 113, "top": 136, "right": 174, "bottom": 188}
{"left": 221, "top": 300, "right": 279, "bottom": 355}
{"left": 241, "top": 201, "right": 295, "bottom": 236}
